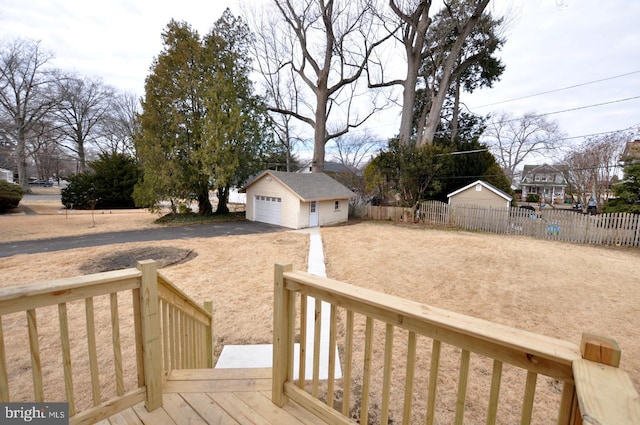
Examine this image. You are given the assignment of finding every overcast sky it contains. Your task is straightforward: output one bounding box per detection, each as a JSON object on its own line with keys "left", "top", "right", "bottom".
{"left": 1, "top": 0, "right": 639, "bottom": 149}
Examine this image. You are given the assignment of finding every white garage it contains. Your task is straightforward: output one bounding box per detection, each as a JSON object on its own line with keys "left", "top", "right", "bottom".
{"left": 240, "top": 170, "right": 355, "bottom": 229}
{"left": 254, "top": 195, "right": 282, "bottom": 225}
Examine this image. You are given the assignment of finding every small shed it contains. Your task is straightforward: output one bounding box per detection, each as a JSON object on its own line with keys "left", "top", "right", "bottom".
{"left": 240, "top": 170, "right": 355, "bottom": 229}
{"left": 447, "top": 180, "right": 512, "bottom": 209}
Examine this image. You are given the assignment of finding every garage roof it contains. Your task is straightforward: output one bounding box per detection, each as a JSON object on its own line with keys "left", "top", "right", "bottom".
{"left": 447, "top": 180, "right": 512, "bottom": 201}
{"left": 241, "top": 170, "right": 355, "bottom": 201}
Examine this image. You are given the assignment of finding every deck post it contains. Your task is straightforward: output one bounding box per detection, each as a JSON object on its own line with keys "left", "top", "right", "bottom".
{"left": 137, "top": 260, "right": 163, "bottom": 411}
{"left": 571, "top": 333, "right": 640, "bottom": 425}
{"left": 273, "top": 263, "right": 293, "bottom": 407}
{"left": 579, "top": 333, "right": 621, "bottom": 367}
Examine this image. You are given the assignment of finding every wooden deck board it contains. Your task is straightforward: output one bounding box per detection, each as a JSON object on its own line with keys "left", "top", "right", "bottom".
{"left": 102, "top": 368, "right": 330, "bottom": 425}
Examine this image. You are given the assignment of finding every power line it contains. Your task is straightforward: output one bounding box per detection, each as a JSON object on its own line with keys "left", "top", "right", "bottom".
{"left": 470, "top": 70, "right": 640, "bottom": 109}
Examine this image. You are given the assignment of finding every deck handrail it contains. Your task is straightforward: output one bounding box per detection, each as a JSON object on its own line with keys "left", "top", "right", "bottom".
{"left": 272, "top": 263, "right": 640, "bottom": 424}
{"left": 0, "top": 260, "right": 212, "bottom": 425}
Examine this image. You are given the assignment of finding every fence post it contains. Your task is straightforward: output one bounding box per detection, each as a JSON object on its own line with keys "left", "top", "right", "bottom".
{"left": 273, "top": 263, "right": 293, "bottom": 407}
{"left": 204, "top": 300, "right": 213, "bottom": 368}
{"left": 137, "top": 260, "right": 163, "bottom": 411}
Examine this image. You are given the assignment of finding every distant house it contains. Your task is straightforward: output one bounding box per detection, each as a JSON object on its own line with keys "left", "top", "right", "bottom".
{"left": 0, "top": 168, "right": 13, "bottom": 184}
{"left": 447, "top": 180, "right": 512, "bottom": 209}
{"left": 240, "top": 170, "right": 355, "bottom": 229}
{"left": 620, "top": 140, "right": 640, "bottom": 167}
{"left": 520, "top": 164, "right": 568, "bottom": 204}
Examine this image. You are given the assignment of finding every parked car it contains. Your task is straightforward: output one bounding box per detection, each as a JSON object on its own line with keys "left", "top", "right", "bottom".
{"left": 28, "top": 179, "right": 53, "bottom": 187}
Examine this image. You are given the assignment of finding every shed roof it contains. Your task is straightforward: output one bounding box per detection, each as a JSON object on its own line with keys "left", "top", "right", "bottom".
{"left": 241, "top": 170, "right": 356, "bottom": 201}
{"left": 447, "top": 180, "right": 513, "bottom": 201}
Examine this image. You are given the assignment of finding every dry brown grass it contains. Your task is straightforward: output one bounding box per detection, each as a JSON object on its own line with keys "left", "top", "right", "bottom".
{"left": 1, "top": 196, "right": 639, "bottom": 423}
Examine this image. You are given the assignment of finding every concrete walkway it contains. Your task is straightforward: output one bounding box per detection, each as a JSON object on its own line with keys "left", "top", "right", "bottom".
{"left": 215, "top": 227, "right": 342, "bottom": 380}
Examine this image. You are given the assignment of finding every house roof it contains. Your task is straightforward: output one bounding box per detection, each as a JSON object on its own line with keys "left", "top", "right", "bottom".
{"left": 447, "top": 180, "right": 513, "bottom": 201}
{"left": 522, "top": 163, "right": 569, "bottom": 174}
{"left": 241, "top": 170, "right": 356, "bottom": 201}
{"left": 298, "top": 161, "right": 362, "bottom": 176}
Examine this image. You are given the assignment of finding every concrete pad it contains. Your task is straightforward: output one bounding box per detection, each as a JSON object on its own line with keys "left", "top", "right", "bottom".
{"left": 215, "top": 343, "right": 341, "bottom": 380}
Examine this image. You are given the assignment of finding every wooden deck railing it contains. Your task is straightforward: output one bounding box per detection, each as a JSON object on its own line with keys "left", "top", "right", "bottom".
{"left": 272, "top": 263, "right": 640, "bottom": 424}
{"left": 0, "top": 260, "right": 212, "bottom": 425}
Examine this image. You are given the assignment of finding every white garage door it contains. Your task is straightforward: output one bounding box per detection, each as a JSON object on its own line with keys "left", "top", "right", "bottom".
{"left": 254, "top": 195, "right": 282, "bottom": 225}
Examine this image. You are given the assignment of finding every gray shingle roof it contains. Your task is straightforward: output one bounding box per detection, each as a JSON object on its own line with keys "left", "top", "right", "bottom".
{"left": 243, "top": 170, "right": 355, "bottom": 201}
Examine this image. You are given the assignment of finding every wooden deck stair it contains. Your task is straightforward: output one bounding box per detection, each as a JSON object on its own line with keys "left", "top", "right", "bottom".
{"left": 99, "top": 368, "right": 329, "bottom": 425}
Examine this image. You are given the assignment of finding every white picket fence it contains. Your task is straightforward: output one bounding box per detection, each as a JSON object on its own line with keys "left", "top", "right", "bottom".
{"left": 356, "top": 201, "right": 640, "bottom": 247}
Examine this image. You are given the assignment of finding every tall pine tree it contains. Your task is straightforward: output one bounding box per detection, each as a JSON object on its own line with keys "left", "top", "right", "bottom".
{"left": 134, "top": 10, "right": 272, "bottom": 215}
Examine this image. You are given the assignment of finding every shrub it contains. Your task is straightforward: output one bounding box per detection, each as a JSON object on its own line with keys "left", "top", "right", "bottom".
{"left": 526, "top": 194, "right": 539, "bottom": 203}
{"left": 0, "top": 180, "right": 24, "bottom": 213}
{"left": 62, "top": 152, "right": 142, "bottom": 209}
{"left": 61, "top": 172, "right": 96, "bottom": 209}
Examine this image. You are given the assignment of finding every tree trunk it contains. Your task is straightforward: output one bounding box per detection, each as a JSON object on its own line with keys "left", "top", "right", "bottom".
{"left": 77, "top": 140, "right": 86, "bottom": 173}
{"left": 398, "top": 55, "right": 420, "bottom": 145}
{"left": 312, "top": 87, "right": 329, "bottom": 173}
{"left": 16, "top": 127, "right": 30, "bottom": 193}
{"left": 418, "top": 0, "right": 490, "bottom": 146}
{"left": 450, "top": 77, "right": 461, "bottom": 142}
{"left": 197, "top": 185, "right": 213, "bottom": 216}
{"left": 215, "top": 185, "right": 230, "bottom": 215}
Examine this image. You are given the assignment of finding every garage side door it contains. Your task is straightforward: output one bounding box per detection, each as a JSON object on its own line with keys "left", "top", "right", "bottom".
{"left": 254, "top": 195, "right": 282, "bottom": 225}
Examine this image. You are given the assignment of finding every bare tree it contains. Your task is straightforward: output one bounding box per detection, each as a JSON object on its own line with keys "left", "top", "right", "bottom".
{"left": 327, "top": 130, "right": 383, "bottom": 169}
{"left": 483, "top": 111, "right": 564, "bottom": 186}
{"left": 0, "top": 38, "right": 58, "bottom": 190}
{"left": 53, "top": 72, "right": 115, "bottom": 172}
{"left": 564, "top": 132, "right": 628, "bottom": 209}
{"left": 255, "top": 0, "right": 392, "bottom": 172}
{"left": 251, "top": 10, "right": 307, "bottom": 171}
{"left": 98, "top": 91, "right": 139, "bottom": 156}
{"left": 381, "top": 0, "right": 433, "bottom": 145}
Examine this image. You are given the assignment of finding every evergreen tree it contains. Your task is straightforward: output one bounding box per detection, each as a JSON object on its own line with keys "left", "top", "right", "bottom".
{"left": 603, "top": 164, "right": 640, "bottom": 214}
{"left": 134, "top": 10, "right": 272, "bottom": 215}
{"left": 61, "top": 152, "right": 141, "bottom": 209}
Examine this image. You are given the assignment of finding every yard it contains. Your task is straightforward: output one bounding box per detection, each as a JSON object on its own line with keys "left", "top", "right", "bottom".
{"left": 1, "top": 195, "right": 638, "bottom": 423}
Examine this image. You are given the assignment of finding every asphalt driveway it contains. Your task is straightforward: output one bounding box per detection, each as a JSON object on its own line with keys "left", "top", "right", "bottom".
{"left": 0, "top": 221, "right": 285, "bottom": 258}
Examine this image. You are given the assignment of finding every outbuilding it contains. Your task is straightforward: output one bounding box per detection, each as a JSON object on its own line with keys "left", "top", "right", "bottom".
{"left": 447, "top": 180, "right": 512, "bottom": 209}
{"left": 240, "top": 170, "right": 355, "bottom": 229}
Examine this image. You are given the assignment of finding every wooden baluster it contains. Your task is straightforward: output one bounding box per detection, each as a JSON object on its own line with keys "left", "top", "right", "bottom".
{"left": 455, "top": 349, "right": 471, "bottom": 425}
{"left": 298, "top": 295, "right": 307, "bottom": 389}
{"left": 426, "top": 339, "right": 442, "bottom": 425}
{"left": 0, "top": 316, "right": 9, "bottom": 402}
{"left": 204, "top": 300, "right": 213, "bottom": 368}
{"left": 27, "top": 309, "right": 43, "bottom": 402}
{"left": 57, "top": 303, "right": 74, "bottom": 414}
{"left": 361, "top": 317, "right": 374, "bottom": 425}
{"left": 312, "top": 298, "right": 322, "bottom": 398}
{"left": 381, "top": 323, "right": 394, "bottom": 424}
{"left": 110, "top": 293, "right": 124, "bottom": 396}
{"left": 85, "top": 297, "right": 100, "bottom": 406}
{"left": 486, "top": 359, "right": 502, "bottom": 425}
{"left": 327, "top": 304, "right": 337, "bottom": 408}
{"left": 402, "top": 331, "right": 417, "bottom": 425}
{"left": 521, "top": 371, "right": 538, "bottom": 425}
{"left": 342, "top": 310, "right": 354, "bottom": 417}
